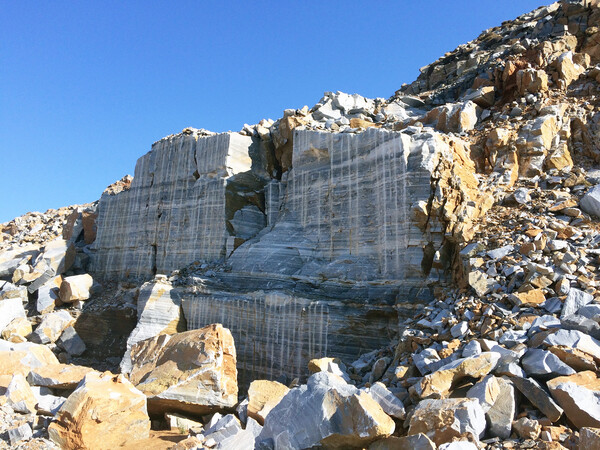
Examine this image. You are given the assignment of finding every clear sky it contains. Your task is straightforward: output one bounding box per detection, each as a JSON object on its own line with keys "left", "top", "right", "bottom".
{"left": 1, "top": 1, "right": 544, "bottom": 223}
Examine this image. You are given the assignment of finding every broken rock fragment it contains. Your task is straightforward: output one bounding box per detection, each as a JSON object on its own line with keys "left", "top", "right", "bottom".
{"left": 412, "top": 352, "right": 500, "bottom": 399}
{"left": 48, "top": 371, "right": 150, "bottom": 450}
{"left": 30, "top": 310, "right": 75, "bottom": 344}
{"left": 408, "top": 398, "right": 485, "bottom": 446}
{"left": 129, "top": 324, "right": 237, "bottom": 415}
{"left": 547, "top": 371, "right": 600, "bottom": 428}
{"left": 247, "top": 379, "right": 290, "bottom": 426}
{"left": 27, "top": 363, "right": 97, "bottom": 389}
{"left": 510, "top": 376, "right": 563, "bottom": 422}
{"left": 257, "top": 371, "right": 395, "bottom": 449}
{"left": 59, "top": 273, "right": 93, "bottom": 302}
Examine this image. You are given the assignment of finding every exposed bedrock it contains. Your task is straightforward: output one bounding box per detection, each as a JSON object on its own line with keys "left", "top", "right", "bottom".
{"left": 91, "top": 125, "right": 489, "bottom": 382}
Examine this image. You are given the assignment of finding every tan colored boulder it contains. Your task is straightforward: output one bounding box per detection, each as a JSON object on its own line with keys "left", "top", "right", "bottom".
{"left": 546, "top": 143, "right": 573, "bottom": 171}
{"left": 81, "top": 211, "right": 97, "bottom": 244}
{"left": 129, "top": 324, "right": 237, "bottom": 415}
{"left": 412, "top": 352, "right": 500, "bottom": 399}
{"left": 408, "top": 397, "right": 485, "bottom": 445}
{"left": 555, "top": 53, "right": 585, "bottom": 88}
{"left": 308, "top": 356, "right": 351, "bottom": 381}
{"left": 0, "top": 341, "right": 59, "bottom": 376}
{"left": 1, "top": 317, "right": 32, "bottom": 343}
{"left": 49, "top": 371, "right": 150, "bottom": 450}
{"left": 547, "top": 371, "right": 600, "bottom": 428}
{"left": 30, "top": 310, "right": 74, "bottom": 344}
{"left": 517, "top": 68, "right": 548, "bottom": 95}
{"left": 510, "top": 289, "right": 546, "bottom": 307}
{"left": 27, "top": 363, "right": 97, "bottom": 389}
{"left": 349, "top": 118, "right": 379, "bottom": 129}
{"left": 247, "top": 380, "right": 290, "bottom": 425}
{"left": 59, "top": 274, "right": 93, "bottom": 302}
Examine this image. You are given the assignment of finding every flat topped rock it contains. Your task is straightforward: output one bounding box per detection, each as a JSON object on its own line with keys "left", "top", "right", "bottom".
{"left": 0, "top": 340, "right": 59, "bottom": 376}
{"left": 27, "top": 363, "right": 97, "bottom": 389}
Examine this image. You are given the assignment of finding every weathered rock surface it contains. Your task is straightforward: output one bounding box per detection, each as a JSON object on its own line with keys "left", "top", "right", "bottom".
{"left": 93, "top": 125, "right": 491, "bottom": 383}
{"left": 547, "top": 371, "right": 600, "bottom": 428}
{"left": 48, "top": 372, "right": 150, "bottom": 450}
{"left": 257, "top": 371, "right": 395, "bottom": 449}
{"left": 0, "top": 340, "right": 59, "bottom": 376}
{"left": 91, "top": 131, "right": 256, "bottom": 278}
{"left": 27, "top": 363, "right": 97, "bottom": 389}
{"left": 247, "top": 379, "right": 290, "bottom": 425}
{"left": 129, "top": 324, "right": 237, "bottom": 415}
{"left": 120, "top": 280, "right": 183, "bottom": 373}
{"left": 408, "top": 398, "right": 485, "bottom": 446}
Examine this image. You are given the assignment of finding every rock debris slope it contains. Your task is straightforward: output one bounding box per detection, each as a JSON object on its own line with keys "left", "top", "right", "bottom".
{"left": 3, "top": 0, "right": 600, "bottom": 448}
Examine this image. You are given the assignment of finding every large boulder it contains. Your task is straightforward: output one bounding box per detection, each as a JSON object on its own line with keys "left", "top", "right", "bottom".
{"left": 257, "top": 371, "right": 395, "bottom": 449}
{"left": 0, "top": 340, "right": 59, "bottom": 376}
{"left": 129, "top": 324, "right": 237, "bottom": 415}
{"left": 48, "top": 371, "right": 150, "bottom": 450}
{"left": 408, "top": 398, "right": 486, "bottom": 446}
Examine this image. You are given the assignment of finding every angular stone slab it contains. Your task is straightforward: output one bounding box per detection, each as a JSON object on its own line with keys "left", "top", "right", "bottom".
{"left": 257, "top": 371, "right": 394, "bottom": 449}
{"left": 129, "top": 324, "right": 238, "bottom": 415}
{"left": 510, "top": 376, "right": 563, "bottom": 422}
{"left": 547, "top": 371, "right": 600, "bottom": 428}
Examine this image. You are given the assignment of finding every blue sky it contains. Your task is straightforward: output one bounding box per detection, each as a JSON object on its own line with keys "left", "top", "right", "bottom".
{"left": 1, "top": 1, "right": 544, "bottom": 223}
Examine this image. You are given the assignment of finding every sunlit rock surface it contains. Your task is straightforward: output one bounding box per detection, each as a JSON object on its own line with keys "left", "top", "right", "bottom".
{"left": 92, "top": 126, "right": 484, "bottom": 382}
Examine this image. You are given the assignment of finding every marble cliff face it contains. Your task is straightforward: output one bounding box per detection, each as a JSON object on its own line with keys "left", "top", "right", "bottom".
{"left": 91, "top": 121, "right": 484, "bottom": 382}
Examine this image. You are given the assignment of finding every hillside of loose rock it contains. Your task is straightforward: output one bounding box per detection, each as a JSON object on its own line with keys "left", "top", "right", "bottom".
{"left": 3, "top": 1, "right": 600, "bottom": 449}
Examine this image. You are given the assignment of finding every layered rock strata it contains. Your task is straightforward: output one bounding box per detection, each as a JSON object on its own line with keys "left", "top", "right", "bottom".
{"left": 92, "top": 123, "right": 488, "bottom": 383}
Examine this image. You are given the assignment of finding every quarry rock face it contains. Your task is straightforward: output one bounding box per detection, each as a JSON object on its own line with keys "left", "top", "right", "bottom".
{"left": 91, "top": 125, "right": 490, "bottom": 384}
{"left": 91, "top": 131, "right": 257, "bottom": 279}
{"left": 5, "top": 1, "right": 600, "bottom": 447}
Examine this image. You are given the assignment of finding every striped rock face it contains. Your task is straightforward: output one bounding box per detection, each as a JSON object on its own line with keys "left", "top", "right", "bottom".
{"left": 92, "top": 126, "right": 489, "bottom": 383}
